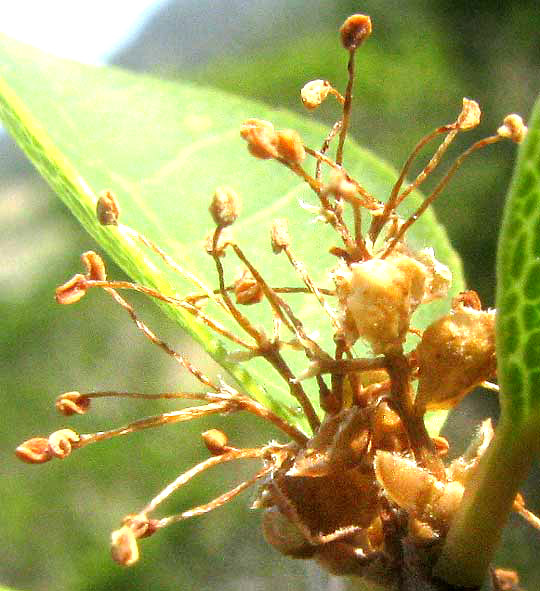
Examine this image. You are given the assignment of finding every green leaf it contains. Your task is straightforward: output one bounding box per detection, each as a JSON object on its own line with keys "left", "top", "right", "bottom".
{"left": 0, "top": 35, "right": 464, "bottom": 433}
{"left": 497, "top": 96, "right": 540, "bottom": 427}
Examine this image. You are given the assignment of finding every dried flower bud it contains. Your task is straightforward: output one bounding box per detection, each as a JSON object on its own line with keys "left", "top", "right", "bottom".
{"left": 270, "top": 218, "right": 291, "bottom": 254}
{"left": 334, "top": 254, "right": 428, "bottom": 353}
{"left": 415, "top": 306, "right": 496, "bottom": 411}
{"left": 234, "top": 269, "right": 264, "bottom": 305}
{"left": 48, "top": 428, "right": 80, "bottom": 459}
{"left": 204, "top": 227, "right": 234, "bottom": 257}
{"left": 339, "top": 14, "right": 372, "bottom": 50}
{"left": 325, "top": 171, "right": 359, "bottom": 202}
{"left": 55, "top": 274, "right": 87, "bottom": 305}
{"left": 209, "top": 186, "right": 241, "bottom": 227}
{"left": 300, "top": 79, "right": 331, "bottom": 110}
{"left": 96, "top": 189, "right": 120, "bottom": 225}
{"left": 81, "top": 250, "right": 106, "bottom": 281}
{"left": 15, "top": 437, "right": 52, "bottom": 464}
{"left": 497, "top": 114, "right": 527, "bottom": 143}
{"left": 240, "top": 119, "right": 278, "bottom": 160}
{"left": 276, "top": 129, "right": 306, "bottom": 164}
{"left": 456, "top": 98, "right": 481, "bottom": 130}
{"left": 202, "top": 429, "right": 229, "bottom": 455}
{"left": 55, "top": 391, "right": 90, "bottom": 415}
{"left": 111, "top": 526, "right": 139, "bottom": 566}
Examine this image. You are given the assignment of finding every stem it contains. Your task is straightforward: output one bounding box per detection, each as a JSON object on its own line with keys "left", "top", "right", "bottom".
{"left": 435, "top": 417, "right": 538, "bottom": 588}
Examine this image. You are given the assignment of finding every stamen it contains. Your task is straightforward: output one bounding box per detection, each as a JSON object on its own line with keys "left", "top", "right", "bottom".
{"left": 382, "top": 135, "right": 502, "bottom": 258}
{"left": 156, "top": 465, "right": 273, "bottom": 527}
{"left": 141, "top": 447, "right": 270, "bottom": 515}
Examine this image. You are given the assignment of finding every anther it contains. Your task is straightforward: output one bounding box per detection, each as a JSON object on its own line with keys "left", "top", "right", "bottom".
{"left": 96, "top": 189, "right": 120, "bottom": 225}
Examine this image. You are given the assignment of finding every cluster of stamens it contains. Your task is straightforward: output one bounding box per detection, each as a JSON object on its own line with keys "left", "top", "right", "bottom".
{"left": 16, "top": 13, "right": 536, "bottom": 586}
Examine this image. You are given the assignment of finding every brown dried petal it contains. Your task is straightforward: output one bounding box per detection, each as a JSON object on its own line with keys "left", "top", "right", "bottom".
{"left": 339, "top": 14, "right": 372, "bottom": 50}
{"left": 55, "top": 274, "right": 87, "bottom": 305}
{"left": 81, "top": 250, "right": 106, "bottom": 281}
{"left": 15, "top": 437, "right": 52, "bottom": 464}
{"left": 202, "top": 429, "right": 229, "bottom": 455}
{"left": 240, "top": 118, "right": 278, "bottom": 160}
{"left": 276, "top": 129, "right": 306, "bottom": 164}
{"left": 96, "top": 189, "right": 120, "bottom": 225}
{"left": 209, "top": 186, "right": 241, "bottom": 227}
{"left": 55, "top": 391, "right": 91, "bottom": 416}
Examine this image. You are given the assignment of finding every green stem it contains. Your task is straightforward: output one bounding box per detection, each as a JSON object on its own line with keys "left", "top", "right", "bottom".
{"left": 434, "top": 416, "right": 538, "bottom": 588}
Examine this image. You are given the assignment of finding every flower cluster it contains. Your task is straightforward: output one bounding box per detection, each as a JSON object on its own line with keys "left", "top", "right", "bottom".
{"left": 16, "top": 13, "right": 535, "bottom": 588}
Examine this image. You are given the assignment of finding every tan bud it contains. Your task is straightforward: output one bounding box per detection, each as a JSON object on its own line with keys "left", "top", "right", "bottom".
{"left": 48, "top": 428, "right": 80, "bottom": 459}
{"left": 209, "top": 186, "right": 241, "bottom": 227}
{"left": 55, "top": 391, "right": 90, "bottom": 416}
{"left": 55, "top": 274, "right": 87, "bottom": 305}
{"left": 339, "top": 14, "right": 372, "bottom": 50}
{"left": 81, "top": 251, "right": 106, "bottom": 281}
{"left": 96, "top": 190, "right": 120, "bottom": 225}
{"left": 15, "top": 437, "right": 52, "bottom": 464}
{"left": 201, "top": 429, "right": 229, "bottom": 455}
{"left": 456, "top": 98, "right": 481, "bottom": 130}
{"left": 497, "top": 113, "right": 527, "bottom": 143}
{"left": 234, "top": 270, "right": 263, "bottom": 305}
{"left": 111, "top": 526, "right": 139, "bottom": 566}
{"left": 415, "top": 306, "right": 496, "bottom": 411}
{"left": 300, "top": 79, "right": 331, "bottom": 110}
{"left": 270, "top": 218, "right": 291, "bottom": 254}
{"left": 276, "top": 129, "right": 306, "bottom": 164}
{"left": 240, "top": 118, "right": 278, "bottom": 160}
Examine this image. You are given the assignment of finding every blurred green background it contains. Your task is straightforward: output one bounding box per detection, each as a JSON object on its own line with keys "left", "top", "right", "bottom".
{"left": 1, "top": 1, "right": 540, "bottom": 590}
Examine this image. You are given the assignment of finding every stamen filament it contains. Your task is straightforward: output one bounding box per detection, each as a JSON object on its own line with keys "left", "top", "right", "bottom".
{"left": 383, "top": 135, "right": 501, "bottom": 258}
